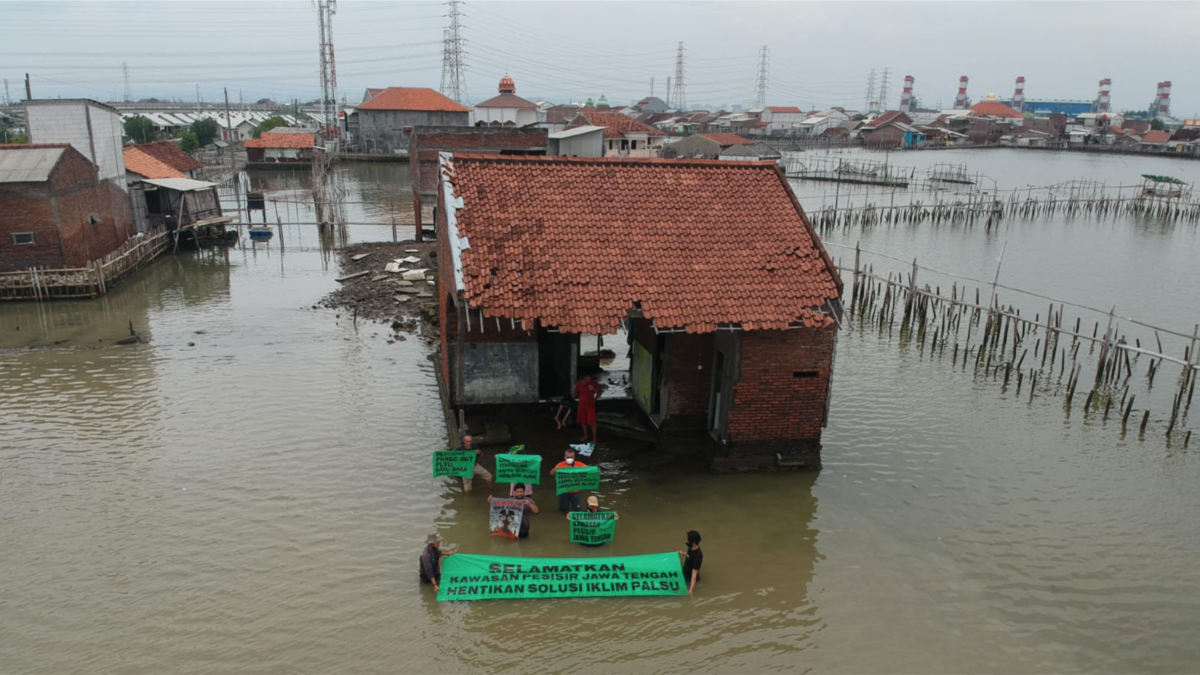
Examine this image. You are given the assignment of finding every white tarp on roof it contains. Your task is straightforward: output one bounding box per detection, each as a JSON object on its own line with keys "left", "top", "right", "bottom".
{"left": 0, "top": 145, "right": 66, "bottom": 183}
{"left": 139, "top": 177, "right": 218, "bottom": 192}
{"left": 548, "top": 125, "right": 605, "bottom": 139}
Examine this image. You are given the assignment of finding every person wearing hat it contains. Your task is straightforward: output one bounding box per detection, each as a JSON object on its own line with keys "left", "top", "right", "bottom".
{"left": 550, "top": 446, "right": 588, "bottom": 513}
{"left": 678, "top": 530, "right": 703, "bottom": 595}
{"left": 419, "top": 532, "right": 454, "bottom": 594}
{"left": 567, "top": 495, "right": 619, "bottom": 546}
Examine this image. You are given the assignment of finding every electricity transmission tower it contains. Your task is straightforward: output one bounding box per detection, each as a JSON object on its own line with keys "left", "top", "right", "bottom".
{"left": 864, "top": 68, "right": 877, "bottom": 113}
{"left": 316, "top": 0, "right": 339, "bottom": 150}
{"left": 878, "top": 67, "right": 891, "bottom": 112}
{"left": 121, "top": 62, "right": 133, "bottom": 103}
{"left": 440, "top": 0, "right": 468, "bottom": 104}
{"left": 665, "top": 76, "right": 672, "bottom": 108}
{"left": 754, "top": 46, "right": 769, "bottom": 108}
{"left": 671, "top": 42, "right": 687, "bottom": 111}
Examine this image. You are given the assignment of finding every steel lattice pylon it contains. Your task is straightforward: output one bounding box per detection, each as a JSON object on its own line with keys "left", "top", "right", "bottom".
{"left": 440, "top": 0, "right": 469, "bottom": 105}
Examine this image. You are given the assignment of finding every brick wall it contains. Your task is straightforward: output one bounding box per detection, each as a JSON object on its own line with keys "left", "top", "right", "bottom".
{"left": 662, "top": 332, "right": 713, "bottom": 425}
{"left": 0, "top": 193, "right": 61, "bottom": 270}
{"left": 726, "top": 327, "right": 835, "bottom": 444}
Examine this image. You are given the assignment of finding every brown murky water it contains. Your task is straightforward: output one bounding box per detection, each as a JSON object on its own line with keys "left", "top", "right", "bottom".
{"left": 2, "top": 156, "right": 1200, "bottom": 674}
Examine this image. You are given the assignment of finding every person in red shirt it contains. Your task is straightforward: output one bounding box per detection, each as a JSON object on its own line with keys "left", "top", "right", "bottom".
{"left": 550, "top": 447, "right": 588, "bottom": 512}
{"left": 573, "top": 374, "right": 603, "bottom": 444}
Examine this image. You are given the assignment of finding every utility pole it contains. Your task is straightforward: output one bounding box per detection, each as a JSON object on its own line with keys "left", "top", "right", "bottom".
{"left": 754, "top": 45, "right": 770, "bottom": 109}
{"left": 122, "top": 62, "right": 132, "bottom": 103}
{"left": 196, "top": 84, "right": 200, "bottom": 114}
{"left": 671, "top": 42, "right": 687, "bottom": 111}
{"left": 25, "top": 73, "right": 32, "bottom": 101}
{"left": 316, "top": 0, "right": 339, "bottom": 151}
{"left": 224, "top": 87, "right": 242, "bottom": 224}
{"left": 665, "top": 76, "right": 672, "bottom": 108}
{"left": 3, "top": 78, "right": 9, "bottom": 105}
{"left": 439, "top": 0, "right": 468, "bottom": 104}
{"left": 650, "top": 77, "right": 654, "bottom": 98}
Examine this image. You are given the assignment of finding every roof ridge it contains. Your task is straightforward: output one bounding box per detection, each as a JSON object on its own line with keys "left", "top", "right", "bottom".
{"left": 448, "top": 152, "right": 778, "bottom": 168}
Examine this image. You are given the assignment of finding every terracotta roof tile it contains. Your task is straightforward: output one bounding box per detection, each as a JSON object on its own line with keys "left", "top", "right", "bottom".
{"left": 1141, "top": 130, "right": 1171, "bottom": 144}
{"left": 768, "top": 106, "right": 802, "bottom": 113}
{"left": 126, "top": 141, "right": 202, "bottom": 177}
{"left": 357, "top": 87, "right": 470, "bottom": 113}
{"left": 243, "top": 132, "right": 315, "bottom": 149}
{"left": 443, "top": 154, "right": 841, "bottom": 334}
{"left": 570, "top": 111, "right": 666, "bottom": 139}
{"left": 123, "top": 144, "right": 186, "bottom": 179}
{"left": 698, "top": 133, "right": 754, "bottom": 146}
{"left": 968, "top": 101, "right": 1024, "bottom": 119}
{"left": 474, "top": 92, "right": 539, "bottom": 110}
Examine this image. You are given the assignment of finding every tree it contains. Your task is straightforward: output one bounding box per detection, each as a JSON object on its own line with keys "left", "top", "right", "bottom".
{"left": 256, "top": 98, "right": 273, "bottom": 105}
{"left": 124, "top": 115, "right": 157, "bottom": 143}
{"left": 252, "top": 116, "right": 288, "bottom": 138}
{"left": 179, "top": 131, "right": 200, "bottom": 153}
{"left": 2, "top": 128, "right": 29, "bottom": 143}
{"left": 1150, "top": 118, "right": 1166, "bottom": 131}
{"left": 137, "top": 97, "right": 161, "bottom": 103}
{"left": 190, "top": 118, "right": 220, "bottom": 146}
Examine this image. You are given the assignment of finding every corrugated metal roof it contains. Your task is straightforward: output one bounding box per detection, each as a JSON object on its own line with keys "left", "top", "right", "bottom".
{"left": 0, "top": 145, "right": 66, "bottom": 183}
{"left": 139, "top": 177, "right": 218, "bottom": 192}
{"left": 548, "top": 125, "right": 605, "bottom": 139}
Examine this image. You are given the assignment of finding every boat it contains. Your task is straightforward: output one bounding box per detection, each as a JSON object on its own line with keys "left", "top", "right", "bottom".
{"left": 248, "top": 224, "right": 274, "bottom": 240}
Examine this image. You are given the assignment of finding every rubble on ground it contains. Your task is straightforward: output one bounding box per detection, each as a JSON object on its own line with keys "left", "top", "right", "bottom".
{"left": 319, "top": 241, "right": 440, "bottom": 335}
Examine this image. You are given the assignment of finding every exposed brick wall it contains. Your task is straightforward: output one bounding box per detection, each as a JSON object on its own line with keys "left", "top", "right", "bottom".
{"left": 726, "top": 328, "right": 835, "bottom": 444}
{"left": 0, "top": 146, "right": 133, "bottom": 272}
{"left": 662, "top": 332, "right": 713, "bottom": 423}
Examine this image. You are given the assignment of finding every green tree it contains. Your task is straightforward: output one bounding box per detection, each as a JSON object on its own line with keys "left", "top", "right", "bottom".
{"left": 2, "top": 128, "right": 29, "bottom": 143}
{"left": 179, "top": 131, "right": 200, "bottom": 153}
{"left": 1150, "top": 118, "right": 1166, "bottom": 131}
{"left": 256, "top": 98, "right": 273, "bottom": 105}
{"left": 190, "top": 118, "right": 220, "bottom": 146}
{"left": 137, "top": 97, "right": 161, "bottom": 103}
{"left": 252, "top": 116, "right": 288, "bottom": 138}
{"left": 124, "top": 115, "right": 157, "bottom": 143}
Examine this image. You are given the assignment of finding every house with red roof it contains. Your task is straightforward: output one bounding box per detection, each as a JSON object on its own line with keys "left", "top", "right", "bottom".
{"left": 123, "top": 141, "right": 203, "bottom": 181}
{"left": 760, "top": 106, "right": 806, "bottom": 134}
{"left": 473, "top": 75, "right": 539, "bottom": 128}
{"left": 668, "top": 132, "right": 754, "bottom": 159}
{"left": 243, "top": 131, "right": 317, "bottom": 166}
{"left": 566, "top": 111, "right": 666, "bottom": 157}
{"left": 435, "top": 154, "right": 843, "bottom": 470}
{"left": 349, "top": 87, "right": 470, "bottom": 154}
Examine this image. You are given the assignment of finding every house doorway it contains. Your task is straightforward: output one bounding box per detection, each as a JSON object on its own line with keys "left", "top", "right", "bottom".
{"left": 537, "top": 327, "right": 577, "bottom": 399}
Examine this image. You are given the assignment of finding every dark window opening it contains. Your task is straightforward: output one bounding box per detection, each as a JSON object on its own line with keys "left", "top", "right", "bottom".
{"left": 13, "top": 232, "right": 35, "bottom": 245}
{"left": 793, "top": 371, "right": 819, "bottom": 379}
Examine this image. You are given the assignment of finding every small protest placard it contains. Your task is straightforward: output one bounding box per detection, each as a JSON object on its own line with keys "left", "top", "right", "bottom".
{"left": 489, "top": 497, "right": 525, "bottom": 540}
{"left": 496, "top": 454, "right": 541, "bottom": 484}
{"left": 569, "top": 510, "right": 617, "bottom": 545}
{"left": 433, "top": 450, "right": 476, "bottom": 478}
{"left": 555, "top": 466, "right": 601, "bottom": 495}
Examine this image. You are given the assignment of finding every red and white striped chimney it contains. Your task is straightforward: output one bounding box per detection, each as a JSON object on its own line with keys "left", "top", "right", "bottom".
{"left": 1158, "top": 81, "right": 1172, "bottom": 115}
{"left": 953, "top": 76, "right": 969, "bottom": 109}
{"left": 1093, "top": 78, "right": 1111, "bottom": 113}
{"left": 1012, "top": 76, "right": 1026, "bottom": 114}
{"left": 899, "top": 75, "right": 914, "bottom": 112}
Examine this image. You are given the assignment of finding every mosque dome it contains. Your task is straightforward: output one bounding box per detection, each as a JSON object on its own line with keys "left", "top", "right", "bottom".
{"left": 498, "top": 75, "right": 516, "bottom": 94}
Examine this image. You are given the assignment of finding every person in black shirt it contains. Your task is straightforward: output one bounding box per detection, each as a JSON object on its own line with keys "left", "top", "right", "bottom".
{"left": 488, "top": 485, "right": 539, "bottom": 538}
{"left": 678, "top": 530, "right": 703, "bottom": 595}
{"left": 419, "top": 532, "right": 454, "bottom": 594}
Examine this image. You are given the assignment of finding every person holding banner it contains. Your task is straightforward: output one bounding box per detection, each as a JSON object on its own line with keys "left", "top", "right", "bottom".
{"left": 567, "top": 495, "right": 619, "bottom": 547}
{"left": 678, "top": 530, "right": 704, "bottom": 595}
{"left": 550, "top": 447, "right": 588, "bottom": 513}
{"left": 419, "top": 532, "right": 454, "bottom": 594}
{"left": 488, "top": 485, "right": 538, "bottom": 538}
{"left": 454, "top": 435, "right": 493, "bottom": 494}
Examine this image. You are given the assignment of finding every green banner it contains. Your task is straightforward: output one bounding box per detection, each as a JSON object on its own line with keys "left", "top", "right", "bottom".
{"left": 495, "top": 454, "right": 541, "bottom": 484}
{"left": 437, "top": 552, "right": 686, "bottom": 601}
{"left": 569, "top": 511, "right": 618, "bottom": 544}
{"left": 433, "top": 450, "right": 476, "bottom": 478}
{"left": 555, "top": 466, "right": 601, "bottom": 495}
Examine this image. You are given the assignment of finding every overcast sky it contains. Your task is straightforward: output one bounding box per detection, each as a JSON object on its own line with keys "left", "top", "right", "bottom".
{"left": 1, "top": 1, "right": 1196, "bottom": 116}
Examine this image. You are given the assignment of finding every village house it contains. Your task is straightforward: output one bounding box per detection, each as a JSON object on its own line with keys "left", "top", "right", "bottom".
{"left": 123, "top": 141, "right": 203, "bottom": 182}
{"left": 435, "top": 154, "right": 843, "bottom": 470}
{"left": 859, "top": 111, "right": 924, "bottom": 148}
{"left": 634, "top": 96, "right": 669, "bottom": 113}
{"left": 759, "top": 106, "right": 805, "bottom": 134}
{"left": 547, "top": 125, "right": 605, "bottom": 158}
{"left": 1140, "top": 130, "right": 1172, "bottom": 151}
{"left": 243, "top": 131, "right": 317, "bottom": 166}
{"left": 408, "top": 126, "right": 547, "bottom": 236}
{"left": 472, "top": 75, "right": 540, "bottom": 127}
{"left": 0, "top": 143, "right": 134, "bottom": 272}
{"left": 566, "top": 111, "right": 666, "bottom": 157}
{"left": 718, "top": 142, "right": 782, "bottom": 161}
{"left": 540, "top": 104, "right": 580, "bottom": 133}
{"left": 668, "top": 132, "right": 753, "bottom": 159}
{"left": 349, "top": 87, "right": 470, "bottom": 154}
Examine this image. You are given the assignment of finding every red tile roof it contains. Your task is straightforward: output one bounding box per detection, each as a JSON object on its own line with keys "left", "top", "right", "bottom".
{"left": 865, "top": 111, "right": 913, "bottom": 128}
{"left": 968, "top": 101, "right": 1024, "bottom": 119}
{"left": 768, "top": 106, "right": 802, "bottom": 113}
{"left": 571, "top": 111, "right": 666, "bottom": 139}
{"left": 441, "top": 154, "right": 841, "bottom": 334}
{"left": 1141, "top": 130, "right": 1171, "bottom": 144}
{"left": 474, "top": 92, "right": 538, "bottom": 110}
{"left": 357, "top": 87, "right": 470, "bottom": 113}
{"left": 698, "top": 133, "right": 754, "bottom": 146}
{"left": 123, "top": 141, "right": 203, "bottom": 179}
{"left": 243, "top": 132, "right": 315, "bottom": 149}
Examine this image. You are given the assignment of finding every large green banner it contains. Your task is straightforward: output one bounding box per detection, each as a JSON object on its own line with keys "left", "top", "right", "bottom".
{"left": 569, "top": 511, "right": 618, "bottom": 544}
{"left": 495, "top": 454, "right": 541, "bottom": 484}
{"left": 437, "top": 552, "right": 686, "bottom": 601}
{"left": 433, "top": 450, "right": 476, "bottom": 478}
{"left": 555, "top": 466, "right": 601, "bottom": 495}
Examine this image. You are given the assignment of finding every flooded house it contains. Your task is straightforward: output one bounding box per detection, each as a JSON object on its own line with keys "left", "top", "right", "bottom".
{"left": 435, "top": 153, "right": 843, "bottom": 470}
{"left": 349, "top": 87, "right": 470, "bottom": 154}
{"left": 243, "top": 131, "right": 316, "bottom": 167}
{"left": 565, "top": 111, "right": 666, "bottom": 158}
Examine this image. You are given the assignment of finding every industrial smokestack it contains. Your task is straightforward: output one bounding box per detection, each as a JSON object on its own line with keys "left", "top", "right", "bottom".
{"left": 899, "top": 75, "right": 914, "bottom": 112}
{"left": 1159, "top": 81, "right": 1172, "bottom": 115}
{"left": 1012, "top": 76, "right": 1026, "bottom": 114}
{"left": 1095, "top": 78, "right": 1111, "bottom": 113}
{"left": 954, "top": 76, "right": 969, "bottom": 110}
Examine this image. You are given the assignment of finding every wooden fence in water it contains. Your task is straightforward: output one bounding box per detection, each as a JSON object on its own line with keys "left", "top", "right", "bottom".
{"left": 0, "top": 228, "right": 173, "bottom": 301}
{"left": 830, "top": 242, "right": 1198, "bottom": 447}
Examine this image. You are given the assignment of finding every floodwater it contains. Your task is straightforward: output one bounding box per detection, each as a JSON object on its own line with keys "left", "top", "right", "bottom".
{"left": 2, "top": 154, "right": 1200, "bottom": 674}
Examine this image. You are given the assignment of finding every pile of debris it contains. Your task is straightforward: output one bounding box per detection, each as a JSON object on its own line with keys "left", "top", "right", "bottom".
{"left": 319, "top": 242, "right": 440, "bottom": 334}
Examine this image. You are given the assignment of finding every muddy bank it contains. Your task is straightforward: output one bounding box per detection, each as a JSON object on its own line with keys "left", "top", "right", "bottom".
{"left": 318, "top": 241, "right": 440, "bottom": 335}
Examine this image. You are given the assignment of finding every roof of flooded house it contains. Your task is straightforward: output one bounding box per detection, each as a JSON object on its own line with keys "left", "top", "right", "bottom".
{"left": 768, "top": 106, "right": 803, "bottom": 113}
{"left": 243, "top": 132, "right": 315, "bottom": 149}
{"left": 357, "top": 87, "right": 470, "bottom": 113}
{"left": 439, "top": 153, "right": 841, "bottom": 334}
{"left": 1141, "top": 130, "right": 1172, "bottom": 144}
{"left": 968, "top": 101, "right": 1024, "bottom": 119}
{"left": 0, "top": 143, "right": 70, "bottom": 183}
{"left": 698, "top": 133, "right": 754, "bottom": 146}
{"left": 865, "top": 111, "right": 912, "bottom": 128}
{"left": 569, "top": 111, "right": 666, "bottom": 139}
{"left": 474, "top": 92, "right": 538, "bottom": 109}
{"left": 123, "top": 141, "right": 202, "bottom": 179}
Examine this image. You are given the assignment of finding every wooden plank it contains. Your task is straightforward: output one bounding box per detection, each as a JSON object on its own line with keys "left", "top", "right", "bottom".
{"left": 335, "top": 270, "right": 371, "bottom": 283}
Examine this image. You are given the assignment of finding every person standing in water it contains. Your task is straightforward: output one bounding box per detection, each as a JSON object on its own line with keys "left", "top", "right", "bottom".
{"left": 679, "top": 530, "right": 703, "bottom": 595}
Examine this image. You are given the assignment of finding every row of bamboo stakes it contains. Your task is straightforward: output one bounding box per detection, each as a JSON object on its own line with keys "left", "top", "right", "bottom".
{"left": 839, "top": 244, "right": 1198, "bottom": 447}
